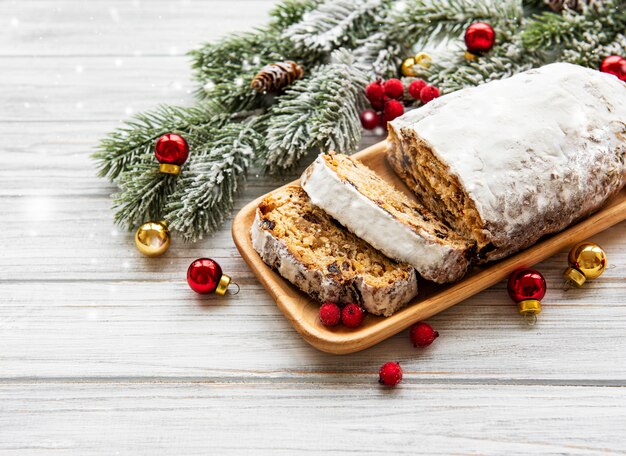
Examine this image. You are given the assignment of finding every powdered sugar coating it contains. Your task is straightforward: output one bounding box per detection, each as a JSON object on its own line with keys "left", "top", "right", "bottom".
{"left": 390, "top": 63, "right": 626, "bottom": 258}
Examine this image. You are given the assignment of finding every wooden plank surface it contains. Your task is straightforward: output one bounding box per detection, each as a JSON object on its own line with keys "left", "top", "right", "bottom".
{"left": 1, "top": 1, "right": 625, "bottom": 454}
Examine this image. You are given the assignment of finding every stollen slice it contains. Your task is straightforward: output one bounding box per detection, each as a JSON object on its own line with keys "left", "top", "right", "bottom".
{"left": 250, "top": 186, "right": 418, "bottom": 317}
{"left": 301, "top": 153, "right": 474, "bottom": 283}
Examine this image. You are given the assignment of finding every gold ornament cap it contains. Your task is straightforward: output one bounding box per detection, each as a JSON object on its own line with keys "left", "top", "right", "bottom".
{"left": 518, "top": 299, "right": 542, "bottom": 315}
{"left": 135, "top": 220, "right": 171, "bottom": 257}
{"left": 464, "top": 51, "right": 477, "bottom": 61}
{"left": 215, "top": 274, "right": 231, "bottom": 296}
{"left": 159, "top": 163, "right": 181, "bottom": 175}
{"left": 564, "top": 242, "right": 607, "bottom": 286}
{"left": 563, "top": 267, "right": 586, "bottom": 287}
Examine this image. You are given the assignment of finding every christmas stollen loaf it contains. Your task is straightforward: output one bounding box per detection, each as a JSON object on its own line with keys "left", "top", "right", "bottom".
{"left": 388, "top": 62, "right": 626, "bottom": 262}
{"left": 250, "top": 186, "right": 418, "bottom": 316}
{"left": 301, "top": 153, "right": 474, "bottom": 283}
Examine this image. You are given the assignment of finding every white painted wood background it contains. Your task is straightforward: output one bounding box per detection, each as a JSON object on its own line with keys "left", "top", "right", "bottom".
{"left": 1, "top": 1, "right": 625, "bottom": 454}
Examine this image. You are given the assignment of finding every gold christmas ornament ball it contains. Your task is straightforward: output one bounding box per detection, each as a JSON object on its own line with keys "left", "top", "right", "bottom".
{"left": 564, "top": 242, "right": 607, "bottom": 287}
{"left": 401, "top": 57, "right": 418, "bottom": 77}
{"left": 413, "top": 52, "right": 432, "bottom": 69}
{"left": 135, "top": 221, "right": 171, "bottom": 257}
{"left": 401, "top": 52, "right": 432, "bottom": 77}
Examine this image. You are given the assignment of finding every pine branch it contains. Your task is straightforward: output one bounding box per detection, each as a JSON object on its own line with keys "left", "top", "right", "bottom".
{"left": 189, "top": 29, "right": 285, "bottom": 88}
{"left": 268, "top": 0, "right": 326, "bottom": 30}
{"left": 561, "top": 31, "right": 626, "bottom": 66}
{"left": 522, "top": 0, "right": 626, "bottom": 59}
{"left": 261, "top": 49, "right": 368, "bottom": 173}
{"left": 94, "top": 104, "right": 227, "bottom": 181}
{"left": 164, "top": 119, "right": 264, "bottom": 241}
{"left": 112, "top": 164, "right": 177, "bottom": 228}
{"left": 424, "top": 41, "right": 543, "bottom": 93}
{"left": 285, "top": 0, "right": 393, "bottom": 54}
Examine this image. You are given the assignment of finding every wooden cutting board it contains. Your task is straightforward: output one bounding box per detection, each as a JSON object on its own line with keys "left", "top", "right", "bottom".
{"left": 232, "top": 141, "right": 626, "bottom": 354}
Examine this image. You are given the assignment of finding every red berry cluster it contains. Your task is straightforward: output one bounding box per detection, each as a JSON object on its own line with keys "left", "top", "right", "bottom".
{"left": 361, "top": 78, "right": 441, "bottom": 131}
{"left": 319, "top": 302, "right": 365, "bottom": 328}
{"left": 361, "top": 78, "right": 405, "bottom": 130}
{"left": 407, "top": 79, "right": 440, "bottom": 105}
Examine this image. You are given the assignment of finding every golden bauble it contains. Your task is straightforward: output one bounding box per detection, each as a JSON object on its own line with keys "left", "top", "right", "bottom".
{"left": 564, "top": 242, "right": 607, "bottom": 286}
{"left": 135, "top": 221, "right": 171, "bottom": 257}
{"left": 401, "top": 52, "right": 432, "bottom": 77}
{"left": 401, "top": 57, "right": 418, "bottom": 77}
{"left": 413, "top": 52, "right": 432, "bottom": 69}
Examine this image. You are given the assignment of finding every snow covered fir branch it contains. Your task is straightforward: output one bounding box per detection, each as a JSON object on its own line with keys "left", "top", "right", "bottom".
{"left": 95, "top": 0, "right": 626, "bottom": 241}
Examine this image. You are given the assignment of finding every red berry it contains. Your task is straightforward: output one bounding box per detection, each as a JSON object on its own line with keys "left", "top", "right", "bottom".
{"left": 382, "top": 99, "right": 405, "bottom": 125}
{"left": 319, "top": 302, "right": 341, "bottom": 327}
{"left": 378, "top": 362, "right": 403, "bottom": 387}
{"left": 341, "top": 303, "right": 365, "bottom": 328}
{"left": 365, "top": 81, "right": 384, "bottom": 107}
{"left": 408, "top": 79, "right": 427, "bottom": 100}
{"left": 409, "top": 321, "right": 439, "bottom": 347}
{"left": 420, "top": 85, "right": 440, "bottom": 104}
{"left": 360, "top": 109, "right": 379, "bottom": 130}
{"left": 383, "top": 78, "right": 404, "bottom": 99}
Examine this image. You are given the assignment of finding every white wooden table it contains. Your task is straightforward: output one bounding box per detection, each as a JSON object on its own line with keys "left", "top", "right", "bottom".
{"left": 2, "top": 1, "right": 626, "bottom": 454}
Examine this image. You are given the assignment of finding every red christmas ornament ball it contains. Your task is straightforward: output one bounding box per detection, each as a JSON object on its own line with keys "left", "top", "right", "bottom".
{"left": 360, "top": 109, "right": 380, "bottom": 130}
{"left": 600, "top": 55, "right": 626, "bottom": 81}
{"left": 341, "top": 303, "right": 365, "bottom": 328}
{"left": 383, "top": 78, "right": 405, "bottom": 99}
{"left": 319, "top": 302, "right": 341, "bottom": 327}
{"left": 507, "top": 268, "right": 546, "bottom": 303}
{"left": 419, "top": 85, "right": 440, "bottom": 104}
{"left": 378, "top": 362, "right": 403, "bottom": 387}
{"left": 365, "top": 81, "right": 385, "bottom": 108}
{"left": 464, "top": 22, "right": 496, "bottom": 55}
{"left": 408, "top": 79, "right": 427, "bottom": 99}
{"left": 187, "top": 258, "right": 223, "bottom": 294}
{"left": 382, "top": 99, "right": 405, "bottom": 124}
{"left": 154, "top": 133, "right": 189, "bottom": 165}
{"left": 409, "top": 321, "right": 439, "bottom": 347}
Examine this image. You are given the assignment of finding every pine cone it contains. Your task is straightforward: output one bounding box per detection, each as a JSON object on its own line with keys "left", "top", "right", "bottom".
{"left": 250, "top": 61, "right": 304, "bottom": 94}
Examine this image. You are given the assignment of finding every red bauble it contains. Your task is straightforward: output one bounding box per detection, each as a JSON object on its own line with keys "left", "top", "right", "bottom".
{"left": 319, "top": 302, "right": 341, "bottom": 327}
{"left": 187, "top": 258, "right": 224, "bottom": 294}
{"left": 365, "top": 81, "right": 384, "bottom": 109}
{"left": 409, "top": 321, "right": 439, "bottom": 347}
{"left": 600, "top": 55, "right": 626, "bottom": 81}
{"left": 419, "top": 85, "right": 440, "bottom": 104}
{"left": 155, "top": 133, "right": 189, "bottom": 166}
{"left": 378, "top": 362, "right": 403, "bottom": 387}
{"left": 507, "top": 268, "right": 546, "bottom": 316}
{"left": 383, "top": 78, "right": 405, "bottom": 99}
{"left": 341, "top": 303, "right": 365, "bottom": 328}
{"left": 360, "top": 109, "right": 380, "bottom": 130}
{"left": 408, "top": 79, "right": 427, "bottom": 100}
{"left": 382, "top": 99, "right": 405, "bottom": 124}
{"left": 464, "top": 22, "right": 496, "bottom": 55}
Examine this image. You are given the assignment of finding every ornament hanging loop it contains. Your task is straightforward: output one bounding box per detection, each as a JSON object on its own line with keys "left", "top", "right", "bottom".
{"left": 522, "top": 312, "right": 538, "bottom": 327}
{"left": 228, "top": 282, "right": 241, "bottom": 295}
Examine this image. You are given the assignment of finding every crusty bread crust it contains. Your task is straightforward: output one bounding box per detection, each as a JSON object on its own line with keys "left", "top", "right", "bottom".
{"left": 250, "top": 187, "right": 418, "bottom": 316}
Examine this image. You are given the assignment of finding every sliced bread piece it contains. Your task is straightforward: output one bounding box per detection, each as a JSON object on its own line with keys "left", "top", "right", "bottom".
{"left": 250, "top": 186, "right": 418, "bottom": 316}
{"left": 301, "top": 153, "right": 473, "bottom": 283}
{"left": 387, "top": 62, "right": 626, "bottom": 261}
